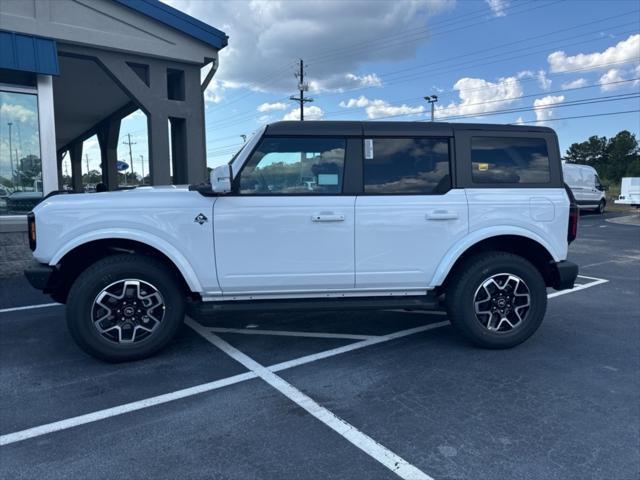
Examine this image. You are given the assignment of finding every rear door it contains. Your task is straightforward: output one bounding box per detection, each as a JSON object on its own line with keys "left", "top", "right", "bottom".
{"left": 355, "top": 130, "right": 468, "bottom": 289}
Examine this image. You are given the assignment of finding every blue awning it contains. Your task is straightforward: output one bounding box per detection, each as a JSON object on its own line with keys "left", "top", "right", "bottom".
{"left": 0, "top": 31, "right": 59, "bottom": 76}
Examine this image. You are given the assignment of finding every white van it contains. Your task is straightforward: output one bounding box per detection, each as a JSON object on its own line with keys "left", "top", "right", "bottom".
{"left": 562, "top": 163, "right": 607, "bottom": 213}
{"left": 615, "top": 177, "right": 640, "bottom": 207}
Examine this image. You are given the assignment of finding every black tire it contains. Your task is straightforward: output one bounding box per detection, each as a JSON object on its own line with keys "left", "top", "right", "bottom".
{"left": 445, "top": 252, "right": 547, "bottom": 349}
{"left": 596, "top": 199, "right": 606, "bottom": 214}
{"left": 66, "top": 254, "right": 186, "bottom": 362}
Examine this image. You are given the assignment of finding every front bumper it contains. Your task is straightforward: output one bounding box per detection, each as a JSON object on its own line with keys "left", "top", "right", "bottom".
{"left": 550, "top": 260, "right": 579, "bottom": 291}
{"left": 24, "top": 262, "right": 57, "bottom": 291}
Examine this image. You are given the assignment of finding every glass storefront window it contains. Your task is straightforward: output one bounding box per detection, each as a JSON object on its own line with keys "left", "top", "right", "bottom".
{"left": 0, "top": 90, "right": 43, "bottom": 215}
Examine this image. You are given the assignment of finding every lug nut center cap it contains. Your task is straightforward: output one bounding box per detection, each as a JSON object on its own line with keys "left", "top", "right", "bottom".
{"left": 123, "top": 306, "right": 135, "bottom": 317}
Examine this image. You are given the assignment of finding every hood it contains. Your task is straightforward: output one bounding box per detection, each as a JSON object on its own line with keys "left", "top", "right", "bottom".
{"left": 33, "top": 185, "right": 208, "bottom": 213}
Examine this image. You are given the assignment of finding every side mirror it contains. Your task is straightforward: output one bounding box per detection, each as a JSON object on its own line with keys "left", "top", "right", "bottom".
{"left": 210, "top": 165, "right": 232, "bottom": 194}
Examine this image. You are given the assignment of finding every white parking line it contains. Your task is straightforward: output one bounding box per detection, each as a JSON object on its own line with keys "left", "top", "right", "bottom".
{"left": 0, "top": 371, "right": 257, "bottom": 446}
{"left": 209, "top": 327, "right": 375, "bottom": 340}
{"left": 189, "top": 319, "right": 433, "bottom": 480}
{"left": 0, "top": 302, "right": 61, "bottom": 314}
{"left": 0, "top": 273, "right": 609, "bottom": 448}
{"left": 0, "top": 320, "right": 449, "bottom": 447}
{"left": 548, "top": 276, "right": 608, "bottom": 298}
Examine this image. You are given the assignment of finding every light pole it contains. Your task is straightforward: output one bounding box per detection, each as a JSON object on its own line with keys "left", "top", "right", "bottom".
{"left": 7, "top": 122, "right": 14, "bottom": 185}
{"left": 139, "top": 155, "right": 145, "bottom": 184}
{"left": 424, "top": 95, "right": 438, "bottom": 122}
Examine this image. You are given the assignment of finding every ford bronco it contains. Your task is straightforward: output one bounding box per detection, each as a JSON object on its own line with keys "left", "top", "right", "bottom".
{"left": 25, "top": 121, "right": 579, "bottom": 362}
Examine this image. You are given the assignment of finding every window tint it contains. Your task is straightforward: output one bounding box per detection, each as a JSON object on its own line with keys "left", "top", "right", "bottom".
{"left": 471, "top": 137, "right": 550, "bottom": 184}
{"left": 363, "top": 138, "right": 451, "bottom": 194}
{"left": 239, "top": 137, "right": 345, "bottom": 194}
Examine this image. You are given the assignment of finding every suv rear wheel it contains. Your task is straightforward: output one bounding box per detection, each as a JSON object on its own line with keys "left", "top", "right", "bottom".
{"left": 446, "top": 252, "right": 547, "bottom": 349}
{"left": 66, "top": 254, "right": 185, "bottom": 362}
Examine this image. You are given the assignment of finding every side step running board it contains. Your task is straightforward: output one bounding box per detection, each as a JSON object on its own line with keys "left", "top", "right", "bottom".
{"left": 187, "top": 294, "right": 443, "bottom": 318}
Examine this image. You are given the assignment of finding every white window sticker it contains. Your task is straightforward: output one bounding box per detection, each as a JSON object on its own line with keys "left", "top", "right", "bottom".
{"left": 364, "top": 139, "right": 374, "bottom": 159}
{"left": 317, "top": 173, "right": 339, "bottom": 186}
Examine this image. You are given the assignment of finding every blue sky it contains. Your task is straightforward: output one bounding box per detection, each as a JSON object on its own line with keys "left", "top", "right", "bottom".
{"left": 74, "top": 0, "right": 640, "bottom": 176}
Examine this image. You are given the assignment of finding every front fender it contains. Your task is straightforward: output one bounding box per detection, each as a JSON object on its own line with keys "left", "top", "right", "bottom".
{"left": 49, "top": 229, "right": 203, "bottom": 292}
{"left": 429, "top": 226, "right": 561, "bottom": 288}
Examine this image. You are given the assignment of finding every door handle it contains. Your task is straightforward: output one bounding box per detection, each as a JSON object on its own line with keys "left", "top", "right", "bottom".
{"left": 426, "top": 210, "right": 458, "bottom": 221}
{"left": 312, "top": 213, "right": 345, "bottom": 222}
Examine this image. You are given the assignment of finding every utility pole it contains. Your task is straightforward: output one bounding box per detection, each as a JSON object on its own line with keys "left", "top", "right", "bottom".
{"left": 424, "top": 95, "right": 438, "bottom": 122}
{"left": 7, "top": 122, "right": 14, "bottom": 185}
{"left": 289, "top": 59, "right": 313, "bottom": 121}
{"left": 123, "top": 133, "right": 137, "bottom": 183}
{"left": 139, "top": 155, "right": 145, "bottom": 184}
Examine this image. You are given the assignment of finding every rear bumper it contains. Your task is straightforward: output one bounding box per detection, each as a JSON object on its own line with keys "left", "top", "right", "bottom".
{"left": 24, "top": 262, "right": 57, "bottom": 291}
{"left": 550, "top": 260, "right": 579, "bottom": 291}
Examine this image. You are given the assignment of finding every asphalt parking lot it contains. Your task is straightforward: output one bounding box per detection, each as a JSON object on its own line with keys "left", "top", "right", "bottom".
{"left": 1, "top": 212, "right": 638, "bottom": 480}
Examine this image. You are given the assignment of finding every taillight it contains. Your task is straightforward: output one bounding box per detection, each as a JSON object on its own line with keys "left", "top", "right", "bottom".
{"left": 27, "top": 212, "right": 36, "bottom": 251}
{"left": 568, "top": 204, "right": 578, "bottom": 243}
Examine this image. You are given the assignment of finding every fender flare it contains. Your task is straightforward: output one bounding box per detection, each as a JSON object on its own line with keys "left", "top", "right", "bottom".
{"left": 429, "top": 226, "right": 560, "bottom": 288}
{"left": 49, "top": 229, "right": 203, "bottom": 292}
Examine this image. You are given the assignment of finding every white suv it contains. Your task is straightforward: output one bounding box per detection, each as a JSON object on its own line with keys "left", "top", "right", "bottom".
{"left": 25, "top": 121, "right": 579, "bottom": 362}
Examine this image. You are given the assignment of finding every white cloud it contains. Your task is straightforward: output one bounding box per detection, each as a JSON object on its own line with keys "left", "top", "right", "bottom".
{"left": 339, "top": 95, "right": 371, "bottom": 108}
{"left": 561, "top": 78, "right": 588, "bottom": 90}
{"left": 436, "top": 75, "right": 523, "bottom": 119}
{"left": 257, "top": 102, "right": 287, "bottom": 112}
{"left": 283, "top": 105, "right": 324, "bottom": 121}
{"left": 514, "top": 116, "right": 525, "bottom": 125}
{"left": 364, "top": 100, "right": 425, "bottom": 119}
{"left": 599, "top": 68, "right": 626, "bottom": 91}
{"left": 537, "top": 70, "right": 551, "bottom": 90}
{"left": 547, "top": 34, "right": 640, "bottom": 73}
{"left": 203, "top": 78, "right": 227, "bottom": 104}
{"left": 0, "top": 104, "right": 36, "bottom": 123}
{"left": 165, "top": 0, "right": 455, "bottom": 92}
{"left": 336, "top": 95, "right": 425, "bottom": 118}
{"left": 533, "top": 95, "right": 564, "bottom": 123}
{"left": 309, "top": 72, "right": 382, "bottom": 92}
{"left": 485, "top": 0, "right": 509, "bottom": 17}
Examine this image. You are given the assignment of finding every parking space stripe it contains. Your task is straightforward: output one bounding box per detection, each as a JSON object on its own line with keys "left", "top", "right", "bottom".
{"left": 209, "top": 327, "right": 375, "bottom": 340}
{"left": 187, "top": 319, "right": 434, "bottom": 480}
{"left": 548, "top": 276, "right": 608, "bottom": 299}
{"left": 0, "top": 302, "right": 60, "bottom": 314}
{"left": 0, "top": 274, "right": 608, "bottom": 448}
{"left": 268, "top": 321, "right": 450, "bottom": 373}
{"left": 0, "top": 372, "right": 257, "bottom": 447}
{"left": 0, "top": 321, "right": 450, "bottom": 447}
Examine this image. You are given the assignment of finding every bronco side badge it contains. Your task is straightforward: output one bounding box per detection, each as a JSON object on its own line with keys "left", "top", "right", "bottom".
{"left": 194, "top": 213, "right": 208, "bottom": 225}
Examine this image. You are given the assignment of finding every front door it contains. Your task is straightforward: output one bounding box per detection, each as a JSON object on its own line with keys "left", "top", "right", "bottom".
{"left": 214, "top": 136, "right": 355, "bottom": 295}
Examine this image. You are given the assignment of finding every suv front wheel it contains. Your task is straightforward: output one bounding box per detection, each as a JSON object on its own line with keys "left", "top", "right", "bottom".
{"left": 66, "top": 254, "right": 186, "bottom": 362}
{"left": 446, "top": 252, "right": 547, "bottom": 348}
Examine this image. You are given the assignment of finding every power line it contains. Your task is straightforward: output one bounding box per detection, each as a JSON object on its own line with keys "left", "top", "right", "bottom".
{"left": 122, "top": 133, "right": 137, "bottom": 179}
{"left": 322, "top": 76, "right": 640, "bottom": 121}
{"left": 508, "top": 109, "right": 640, "bottom": 124}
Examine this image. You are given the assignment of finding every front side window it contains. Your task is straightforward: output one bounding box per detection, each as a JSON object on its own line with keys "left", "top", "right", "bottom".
{"left": 364, "top": 137, "right": 451, "bottom": 194}
{"left": 238, "top": 137, "right": 345, "bottom": 194}
{"left": 0, "top": 90, "right": 42, "bottom": 215}
{"left": 471, "top": 137, "right": 550, "bottom": 184}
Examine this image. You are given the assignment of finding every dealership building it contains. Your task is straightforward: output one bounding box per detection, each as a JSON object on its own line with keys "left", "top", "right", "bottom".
{"left": 0, "top": 0, "right": 227, "bottom": 276}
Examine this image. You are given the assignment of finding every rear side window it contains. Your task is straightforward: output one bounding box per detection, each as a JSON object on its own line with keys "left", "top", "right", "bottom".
{"left": 471, "top": 137, "right": 550, "bottom": 184}
{"left": 363, "top": 138, "right": 451, "bottom": 194}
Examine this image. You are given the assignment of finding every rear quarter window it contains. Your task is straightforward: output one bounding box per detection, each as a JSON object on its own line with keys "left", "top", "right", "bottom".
{"left": 471, "top": 137, "right": 550, "bottom": 184}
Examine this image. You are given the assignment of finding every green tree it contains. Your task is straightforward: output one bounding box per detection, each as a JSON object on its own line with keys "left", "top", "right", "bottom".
{"left": 564, "top": 130, "right": 640, "bottom": 183}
